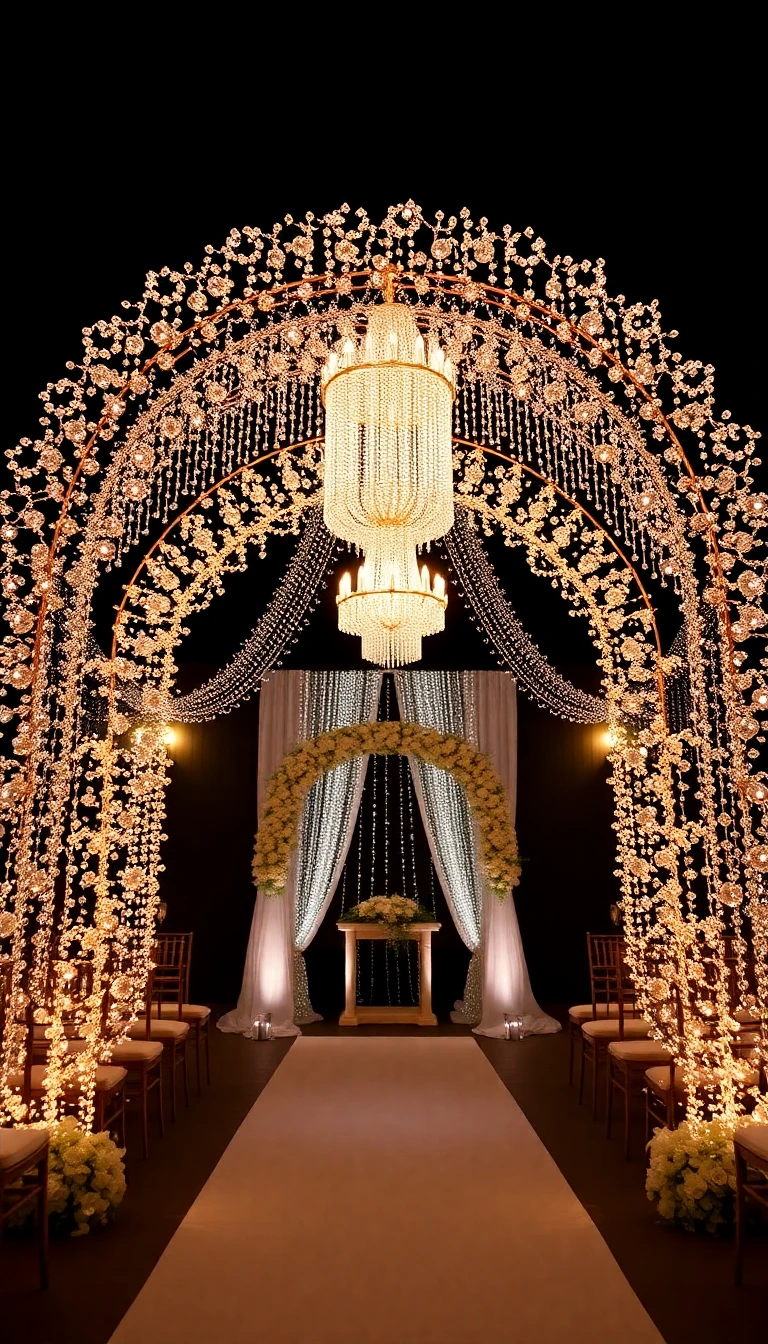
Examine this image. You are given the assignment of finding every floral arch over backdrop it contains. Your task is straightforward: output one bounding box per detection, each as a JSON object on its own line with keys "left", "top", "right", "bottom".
{"left": 0, "top": 202, "right": 765, "bottom": 1131}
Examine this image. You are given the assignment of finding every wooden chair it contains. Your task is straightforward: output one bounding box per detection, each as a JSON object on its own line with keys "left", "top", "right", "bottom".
{"left": 149, "top": 933, "right": 211, "bottom": 1093}
{"left": 645, "top": 1054, "right": 763, "bottom": 1143}
{"left": 108, "top": 1039, "right": 163, "bottom": 1160}
{"left": 567, "top": 934, "right": 624, "bottom": 1086}
{"left": 23, "top": 1039, "right": 127, "bottom": 1146}
{"left": 0, "top": 1128, "right": 49, "bottom": 1288}
{"left": 606, "top": 1038, "right": 672, "bottom": 1159}
{"left": 734, "top": 1121, "right": 768, "bottom": 1286}
{"left": 128, "top": 964, "right": 189, "bottom": 1121}
{"left": 579, "top": 941, "right": 651, "bottom": 1118}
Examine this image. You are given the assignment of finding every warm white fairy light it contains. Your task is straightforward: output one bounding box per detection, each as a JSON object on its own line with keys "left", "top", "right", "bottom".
{"left": 0, "top": 202, "right": 763, "bottom": 1137}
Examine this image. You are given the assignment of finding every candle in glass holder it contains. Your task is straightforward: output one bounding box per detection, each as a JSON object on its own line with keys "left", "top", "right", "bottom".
{"left": 504, "top": 1013, "right": 524, "bottom": 1041}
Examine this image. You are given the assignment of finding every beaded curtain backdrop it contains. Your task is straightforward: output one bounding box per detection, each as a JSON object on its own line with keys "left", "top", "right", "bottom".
{"left": 0, "top": 202, "right": 765, "bottom": 1132}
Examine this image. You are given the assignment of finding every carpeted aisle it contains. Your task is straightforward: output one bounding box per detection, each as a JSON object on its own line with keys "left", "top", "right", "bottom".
{"left": 109, "top": 1038, "right": 664, "bottom": 1344}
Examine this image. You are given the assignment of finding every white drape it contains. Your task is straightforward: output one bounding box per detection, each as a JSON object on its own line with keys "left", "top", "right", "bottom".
{"left": 396, "top": 670, "right": 558, "bottom": 1038}
{"left": 394, "top": 672, "right": 483, "bottom": 950}
{"left": 474, "top": 672, "right": 559, "bottom": 1038}
{"left": 217, "top": 671, "right": 305, "bottom": 1038}
{"left": 292, "top": 671, "right": 382, "bottom": 1023}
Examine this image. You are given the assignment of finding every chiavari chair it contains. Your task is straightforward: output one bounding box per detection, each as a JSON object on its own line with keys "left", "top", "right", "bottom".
{"left": 579, "top": 939, "right": 651, "bottom": 1119}
{"left": 734, "top": 1119, "right": 768, "bottom": 1286}
{"left": 644, "top": 1027, "right": 764, "bottom": 1144}
{"left": 22, "top": 978, "right": 128, "bottom": 1146}
{"left": 128, "top": 957, "right": 190, "bottom": 1121}
{"left": 567, "top": 933, "right": 624, "bottom": 1086}
{"left": 0, "top": 1127, "right": 49, "bottom": 1289}
{"left": 148, "top": 932, "right": 211, "bottom": 1093}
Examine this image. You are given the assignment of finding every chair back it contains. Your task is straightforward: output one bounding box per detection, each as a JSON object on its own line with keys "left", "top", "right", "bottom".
{"left": 149, "top": 933, "right": 193, "bottom": 1018}
{"left": 586, "top": 932, "right": 640, "bottom": 1036}
{"left": 586, "top": 933, "right": 623, "bottom": 1008}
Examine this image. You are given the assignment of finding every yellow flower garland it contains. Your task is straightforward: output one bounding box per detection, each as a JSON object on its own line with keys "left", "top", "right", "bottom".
{"left": 253, "top": 722, "right": 520, "bottom": 899}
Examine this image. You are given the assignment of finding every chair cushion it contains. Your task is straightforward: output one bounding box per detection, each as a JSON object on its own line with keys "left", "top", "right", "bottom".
{"left": 128, "top": 1019, "right": 190, "bottom": 1042}
{"left": 93, "top": 1066, "right": 127, "bottom": 1090}
{"left": 7, "top": 1064, "right": 126, "bottom": 1093}
{"left": 0, "top": 1127, "right": 48, "bottom": 1171}
{"left": 32, "top": 1023, "right": 80, "bottom": 1040}
{"left": 150, "top": 1003, "right": 211, "bottom": 1022}
{"left": 582, "top": 1018, "right": 652, "bottom": 1042}
{"left": 646, "top": 1064, "right": 760, "bottom": 1097}
{"left": 608, "top": 1039, "right": 672, "bottom": 1064}
{"left": 733, "top": 1007, "right": 762, "bottom": 1026}
{"left": 645, "top": 1065, "right": 683, "bottom": 1097}
{"left": 735, "top": 1121, "right": 768, "bottom": 1165}
{"left": 110, "top": 1041, "right": 163, "bottom": 1065}
{"left": 568, "top": 1003, "right": 621, "bottom": 1023}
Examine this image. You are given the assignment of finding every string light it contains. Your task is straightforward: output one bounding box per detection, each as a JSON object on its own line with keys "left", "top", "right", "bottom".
{"left": 0, "top": 200, "right": 763, "bottom": 1131}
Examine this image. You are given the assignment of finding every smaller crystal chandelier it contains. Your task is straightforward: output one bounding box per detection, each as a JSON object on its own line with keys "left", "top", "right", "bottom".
{"left": 337, "top": 536, "right": 447, "bottom": 667}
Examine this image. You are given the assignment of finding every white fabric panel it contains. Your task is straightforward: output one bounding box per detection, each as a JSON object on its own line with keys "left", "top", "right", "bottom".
{"left": 218, "top": 671, "right": 305, "bottom": 1038}
{"left": 294, "top": 671, "right": 382, "bottom": 949}
{"left": 474, "top": 672, "right": 560, "bottom": 1039}
{"left": 394, "top": 671, "right": 483, "bottom": 950}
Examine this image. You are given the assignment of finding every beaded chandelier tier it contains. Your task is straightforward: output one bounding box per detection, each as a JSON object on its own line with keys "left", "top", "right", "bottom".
{"left": 321, "top": 270, "right": 455, "bottom": 663}
{"left": 337, "top": 545, "right": 447, "bottom": 666}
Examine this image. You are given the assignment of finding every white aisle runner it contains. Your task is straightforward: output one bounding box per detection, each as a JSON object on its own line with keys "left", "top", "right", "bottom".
{"left": 110, "top": 1038, "right": 664, "bottom": 1344}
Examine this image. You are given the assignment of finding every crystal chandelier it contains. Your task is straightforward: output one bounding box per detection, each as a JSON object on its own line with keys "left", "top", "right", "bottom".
{"left": 321, "top": 273, "right": 455, "bottom": 663}
{"left": 337, "top": 535, "right": 447, "bottom": 667}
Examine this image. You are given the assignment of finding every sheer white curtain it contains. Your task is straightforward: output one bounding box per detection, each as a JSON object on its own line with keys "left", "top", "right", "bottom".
{"left": 394, "top": 672, "right": 482, "bottom": 952}
{"left": 218, "top": 671, "right": 305, "bottom": 1038}
{"left": 292, "top": 670, "right": 382, "bottom": 1022}
{"left": 395, "top": 670, "right": 558, "bottom": 1038}
{"left": 474, "top": 672, "right": 559, "bottom": 1038}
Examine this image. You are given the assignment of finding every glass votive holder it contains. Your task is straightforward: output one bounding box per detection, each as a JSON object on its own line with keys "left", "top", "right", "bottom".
{"left": 503, "top": 1012, "right": 524, "bottom": 1041}
{"left": 252, "top": 1012, "right": 273, "bottom": 1041}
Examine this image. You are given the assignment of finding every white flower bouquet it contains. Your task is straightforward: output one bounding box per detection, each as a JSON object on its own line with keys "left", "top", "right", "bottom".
{"left": 344, "top": 895, "right": 434, "bottom": 940}
{"left": 645, "top": 1119, "right": 736, "bottom": 1234}
{"left": 45, "top": 1116, "right": 127, "bottom": 1236}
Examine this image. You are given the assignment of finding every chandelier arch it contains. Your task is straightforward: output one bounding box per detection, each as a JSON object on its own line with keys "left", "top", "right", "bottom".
{"left": 0, "top": 202, "right": 763, "bottom": 1131}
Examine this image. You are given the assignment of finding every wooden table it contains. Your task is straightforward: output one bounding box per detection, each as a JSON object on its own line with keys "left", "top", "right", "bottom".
{"left": 337, "top": 922, "right": 441, "bottom": 1027}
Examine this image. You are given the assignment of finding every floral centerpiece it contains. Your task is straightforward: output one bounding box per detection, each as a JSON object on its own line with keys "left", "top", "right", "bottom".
{"left": 343, "top": 895, "right": 435, "bottom": 940}
{"left": 253, "top": 721, "right": 520, "bottom": 900}
{"left": 645, "top": 1119, "right": 737, "bottom": 1234}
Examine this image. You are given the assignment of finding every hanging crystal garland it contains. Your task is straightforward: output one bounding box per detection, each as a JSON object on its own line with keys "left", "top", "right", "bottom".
{"left": 445, "top": 506, "right": 610, "bottom": 723}
{"left": 104, "top": 505, "right": 335, "bottom": 723}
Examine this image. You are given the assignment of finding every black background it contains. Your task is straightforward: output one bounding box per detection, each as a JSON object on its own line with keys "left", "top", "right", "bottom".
{"left": 4, "top": 30, "right": 764, "bottom": 1012}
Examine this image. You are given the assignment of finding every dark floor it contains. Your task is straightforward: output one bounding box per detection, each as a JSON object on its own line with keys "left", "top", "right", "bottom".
{"left": 1, "top": 1011, "right": 765, "bottom": 1344}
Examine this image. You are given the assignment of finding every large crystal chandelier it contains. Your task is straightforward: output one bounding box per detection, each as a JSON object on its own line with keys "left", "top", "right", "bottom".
{"left": 321, "top": 273, "right": 455, "bottom": 664}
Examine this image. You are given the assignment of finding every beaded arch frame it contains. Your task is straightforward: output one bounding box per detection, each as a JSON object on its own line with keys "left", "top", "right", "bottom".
{"left": 0, "top": 201, "right": 765, "bottom": 1129}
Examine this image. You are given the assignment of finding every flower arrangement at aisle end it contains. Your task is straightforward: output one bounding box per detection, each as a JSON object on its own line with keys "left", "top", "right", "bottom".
{"left": 29, "top": 1118, "right": 126, "bottom": 1237}
{"left": 645, "top": 1120, "right": 737, "bottom": 1234}
{"left": 343, "top": 895, "right": 436, "bottom": 940}
{"left": 252, "top": 721, "right": 520, "bottom": 900}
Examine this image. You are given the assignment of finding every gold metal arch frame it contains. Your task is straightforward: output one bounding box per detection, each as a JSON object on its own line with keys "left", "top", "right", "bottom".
{"left": 1, "top": 204, "right": 764, "bottom": 1132}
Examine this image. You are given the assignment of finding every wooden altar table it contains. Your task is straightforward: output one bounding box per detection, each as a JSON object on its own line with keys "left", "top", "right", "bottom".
{"left": 337, "top": 922, "right": 441, "bottom": 1027}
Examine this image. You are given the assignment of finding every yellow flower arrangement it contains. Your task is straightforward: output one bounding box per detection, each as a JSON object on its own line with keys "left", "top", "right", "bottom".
{"left": 645, "top": 1120, "right": 737, "bottom": 1234}
{"left": 253, "top": 722, "right": 520, "bottom": 899}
